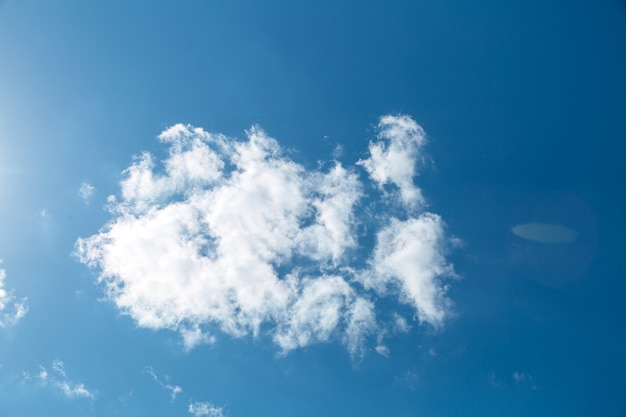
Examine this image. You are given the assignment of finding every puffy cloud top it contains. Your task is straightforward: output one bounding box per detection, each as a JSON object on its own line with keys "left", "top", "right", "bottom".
{"left": 358, "top": 115, "right": 427, "bottom": 210}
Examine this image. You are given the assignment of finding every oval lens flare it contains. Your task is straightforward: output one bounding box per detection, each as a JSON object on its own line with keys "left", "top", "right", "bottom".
{"left": 512, "top": 223, "right": 578, "bottom": 244}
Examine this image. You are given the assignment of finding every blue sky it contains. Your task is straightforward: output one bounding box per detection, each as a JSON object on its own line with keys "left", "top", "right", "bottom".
{"left": 1, "top": 0, "right": 625, "bottom": 416}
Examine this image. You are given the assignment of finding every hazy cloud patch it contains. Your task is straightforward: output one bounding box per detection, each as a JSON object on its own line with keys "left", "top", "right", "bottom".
{"left": 76, "top": 115, "right": 457, "bottom": 357}
{"left": 513, "top": 371, "right": 537, "bottom": 390}
{"left": 79, "top": 182, "right": 95, "bottom": 204}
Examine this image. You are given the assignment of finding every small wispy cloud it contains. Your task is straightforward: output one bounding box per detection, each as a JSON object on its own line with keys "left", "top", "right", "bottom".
{"left": 38, "top": 359, "right": 95, "bottom": 399}
{"left": 78, "top": 182, "right": 96, "bottom": 204}
{"left": 375, "top": 345, "right": 390, "bottom": 357}
{"left": 395, "top": 370, "right": 419, "bottom": 392}
{"left": 76, "top": 115, "right": 458, "bottom": 358}
{"left": 145, "top": 366, "right": 183, "bottom": 402}
{"left": 332, "top": 143, "right": 344, "bottom": 159}
{"left": 188, "top": 401, "right": 225, "bottom": 417}
{"left": 488, "top": 370, "right": 500, "bottom": 387}
{"left": 146, "top": 366, "right": 224, "bottom": 416}
{"left": 392, "top": 314, "right": 411, "bottom": 333}
{"left": 513, "top": 371, "right": 537, "bottom": 390}
{"left": 0, "top": 262, "right": 28, "bottom": 328}
{"left": 51, "top": 359, "right": 66, "bottom": 377}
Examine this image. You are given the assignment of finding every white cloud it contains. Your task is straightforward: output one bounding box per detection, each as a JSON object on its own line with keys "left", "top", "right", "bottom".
{"left": 79, "top": 182, "right": 95, "bottom": 204}
{"left": 360, "top": 215, "right": 455, "bottom": 327}
{"left": 189, "top": 401, "right": 225, "bottom": 417}
{"left": 145, "top": 366, "right": 182, "bottom": 402}
{"left": 375, "top": 345, "right": 390, "bottom": 357}
{"left": 38, "top": 359, "right": 95, "bottom": 399}
{"left": 39, "top": 366, "right": 48, "bottom": 381}
{"left": 392, "top": 313, "right": 411, "bottom": 333}
{"left": 180, "top": 325, "right": 216, "bottom": 351}
{"left": 76, "top": 115, "right": 457, "bottom": 357}
{"left": 0, "top": 263, "right": 28, "bottom": 328}
{"left": 357, "top": 115, "right": 427, "bottom": 210}
{"left": 513, "top": 371, "right": 537, "bottom": 390}
{"left": 273, "top": 275, "right": 374, "bottom": 354}
{"left": 332, "top": 143, "right": 344, "bottom": 159}
{"left": 58, "top": 381, "right": 95, "bottom": 398}
{"left": 51, "top": 359, "right": 66, "bottom": 377}
{"left": 145, "top": 367, "right": 224, "bottom": 415}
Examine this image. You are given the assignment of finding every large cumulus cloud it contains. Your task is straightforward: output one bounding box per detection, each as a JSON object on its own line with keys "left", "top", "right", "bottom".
{"left": 76, "top": 115, "right": 457, "bottom": 356}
